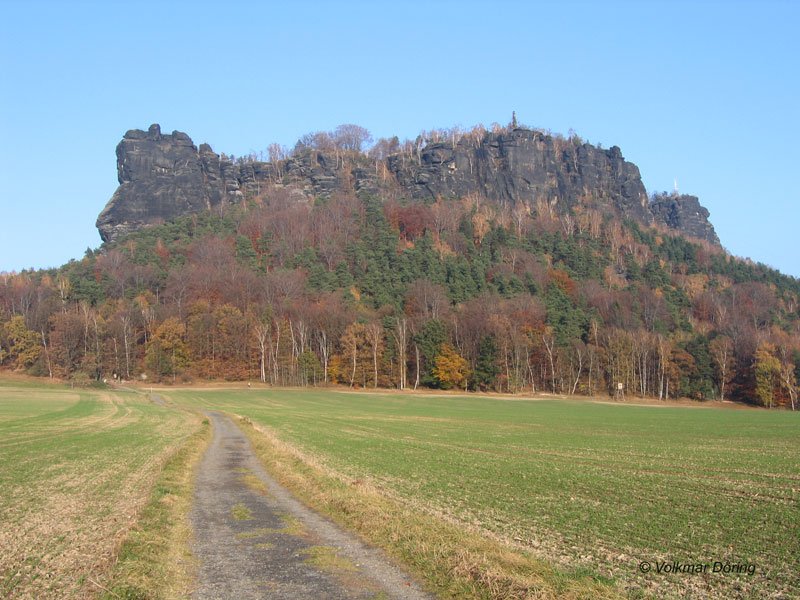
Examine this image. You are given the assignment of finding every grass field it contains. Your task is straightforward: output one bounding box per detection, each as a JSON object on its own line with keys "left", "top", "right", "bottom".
{"left": 168, "top": 388, "right": 800, "bottom": 599}
{"left": 2, "top": 380, "right": 796, "bottom": 599}
{"left": 0, "top": 379, "right": 199, "bottom": 599}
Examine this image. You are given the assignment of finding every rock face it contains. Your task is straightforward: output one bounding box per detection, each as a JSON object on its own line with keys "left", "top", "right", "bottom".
{"left": 97, "top": 125, "right": 238, "bottom": 242}
{"left": 97, "top": 124, "right": 719, "bottom": 245}
{"left": 387, "top": 129, "right": 653, "bottom": 225}
{"left": 650, "top": 194, "right": 720, "bottom": 245}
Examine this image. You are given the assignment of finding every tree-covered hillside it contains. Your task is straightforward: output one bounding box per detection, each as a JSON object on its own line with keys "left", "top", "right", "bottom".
{"left": 2, "top": 165, "right": 799, "bottom": 407}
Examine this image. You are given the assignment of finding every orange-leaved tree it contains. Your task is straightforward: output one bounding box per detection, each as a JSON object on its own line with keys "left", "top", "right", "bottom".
{"left": 433, "top": 343, "right": 470, "bottom": 390}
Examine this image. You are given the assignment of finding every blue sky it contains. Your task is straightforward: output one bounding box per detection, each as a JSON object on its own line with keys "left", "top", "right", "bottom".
{"left": 1, "top": 0, "right": 798, "bottom": 277}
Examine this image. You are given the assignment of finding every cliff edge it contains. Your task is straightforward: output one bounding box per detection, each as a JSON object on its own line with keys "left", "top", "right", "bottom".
{"left": 97, "top": 124, "right": 719, "bottom": 246}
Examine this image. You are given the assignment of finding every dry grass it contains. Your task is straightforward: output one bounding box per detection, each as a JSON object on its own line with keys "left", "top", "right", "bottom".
{"left": 99, "top": 415, "right": 211, "bottom": 600}
{"left": 300, "top": 546, "right": 358, "bottom": 573}
{"left": 0, "top": 383, "right": 198, "bottom": 599}
{"left": 274, "top": 513, "right": 307, "bottom": 537}
{"left": 0, "top": 378, "right": 205, "bottom": 600}
{"left": 239, "top": 419, "right": 621, "bottom": 600}
{"left": 231, "top": 503, "right": 253, "bottom": 521}
{"left": 236, "top": 528, "right": 275, "bottom": 540}
{"left": 237, "top": 470, "right": 271, "bottom": 496}
{"left": 236, "top": 514, "right": 307, "bottom": 540}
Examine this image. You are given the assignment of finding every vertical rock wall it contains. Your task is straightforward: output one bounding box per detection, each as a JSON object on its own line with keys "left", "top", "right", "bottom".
{"left": 96, "top": 124, "right": 719, "bottom": 246}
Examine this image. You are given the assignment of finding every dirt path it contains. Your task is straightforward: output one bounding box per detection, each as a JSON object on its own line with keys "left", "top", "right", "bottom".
{"left": 190, "top": 412, "right": 432, "bottom": 599}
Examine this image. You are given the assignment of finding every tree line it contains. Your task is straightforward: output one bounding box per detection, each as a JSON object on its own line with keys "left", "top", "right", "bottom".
{"left": 1, "top": 188, "right": 798, "bottom": 408}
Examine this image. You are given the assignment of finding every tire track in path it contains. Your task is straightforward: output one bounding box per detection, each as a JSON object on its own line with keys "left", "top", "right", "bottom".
{"left": 191, "top": 412, "right": 433, "bottom": 600}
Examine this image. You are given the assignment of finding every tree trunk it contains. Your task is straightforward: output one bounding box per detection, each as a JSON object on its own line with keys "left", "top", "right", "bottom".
{"left": 122, "top": 316, "right": 131, "bottom": 380}
{"left": 350, "top": 343, "right": 357, "bottom": 388}
{"left": 41, "top": 329, "right": 53, "bottom": 378}
{"left": 543, "top": 335, "right": 556, "bottom": 393}
{"left": 318, "top": 330, "right": 329, "bottom": 384}
{"left": 414, "top": 343, "right": 420, "bottom": 390}
{"left": 570, "top": 347, "right": 583, "bottom": 395}
{"left": 256, "top": 328, "right": 267, "bottom": 383}
{"left": 373, "top": 342, "right": 378, "bottom": 388}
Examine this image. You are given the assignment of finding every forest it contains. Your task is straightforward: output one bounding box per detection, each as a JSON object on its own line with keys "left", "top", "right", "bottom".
{"left": 2, "top": 150, "right": 799, "bottom": 408}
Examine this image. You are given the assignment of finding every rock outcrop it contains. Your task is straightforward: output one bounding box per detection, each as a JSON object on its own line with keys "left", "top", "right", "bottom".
{"left": 97, "top": 124, "right": 719, "bottom": 245}
{"left": 650, "top": 194, "right": 720, "bottom": 245}
{"left": 96, "top": 125, "right": 238, "bottom": 242}
{"left": 387, "top": 129, "right": 653, "bottom": 225}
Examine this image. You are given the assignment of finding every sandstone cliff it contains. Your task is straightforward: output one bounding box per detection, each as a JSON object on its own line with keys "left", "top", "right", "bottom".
{"left": 650, "top": 193, "right": 719, "bottom": 245}
{"left": 96, "top": 125, "right": 235, "bottom": 242}
{"left": 96, "top": 124, "right": 719, "bottom": 245}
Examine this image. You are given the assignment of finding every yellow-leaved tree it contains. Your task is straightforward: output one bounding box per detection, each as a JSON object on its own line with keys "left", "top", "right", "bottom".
{"left": 433, "top": 343, "right": 470, "bottom": 390}
{"left": 145, "top": 317, "right": 188, "bottom": 382}
{"left": 754, "top": 342, "right": 780, "bottom": 408}
{"left": 3, "top": 315, "right": 41, "bottom": 369}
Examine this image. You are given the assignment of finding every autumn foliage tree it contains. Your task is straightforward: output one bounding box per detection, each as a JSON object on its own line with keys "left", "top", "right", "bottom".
{"left": 146, "top": 317, "right": 188, "bottom": 382}
{"left": 2, "top": 315, "right": 41, "bottom": 369}
{"left": 754, "top": 342, "right": 780, "bottom": 408}
{"left": 433, "top": 343, "right": 470, "bottom": 390}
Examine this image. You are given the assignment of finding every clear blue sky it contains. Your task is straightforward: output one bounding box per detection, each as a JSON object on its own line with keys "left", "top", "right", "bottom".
{"left": 1, "top": 0, "right": 798, "bottom": 277}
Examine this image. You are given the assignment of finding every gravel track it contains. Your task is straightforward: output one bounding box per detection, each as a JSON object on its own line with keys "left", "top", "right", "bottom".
{"left": 190, "top": 412, "right": 432, "bottom": 599}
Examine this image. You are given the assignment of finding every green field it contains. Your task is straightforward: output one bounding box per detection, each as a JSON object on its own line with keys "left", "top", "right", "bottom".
{"left": 168, "top": 388, "right": 800, "bottom": 599}
{"left": 0, "top": 380, "right": 197, "bottom": 599}
{"left": 2, "top": 381, "right": 797, "bottom": 599}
